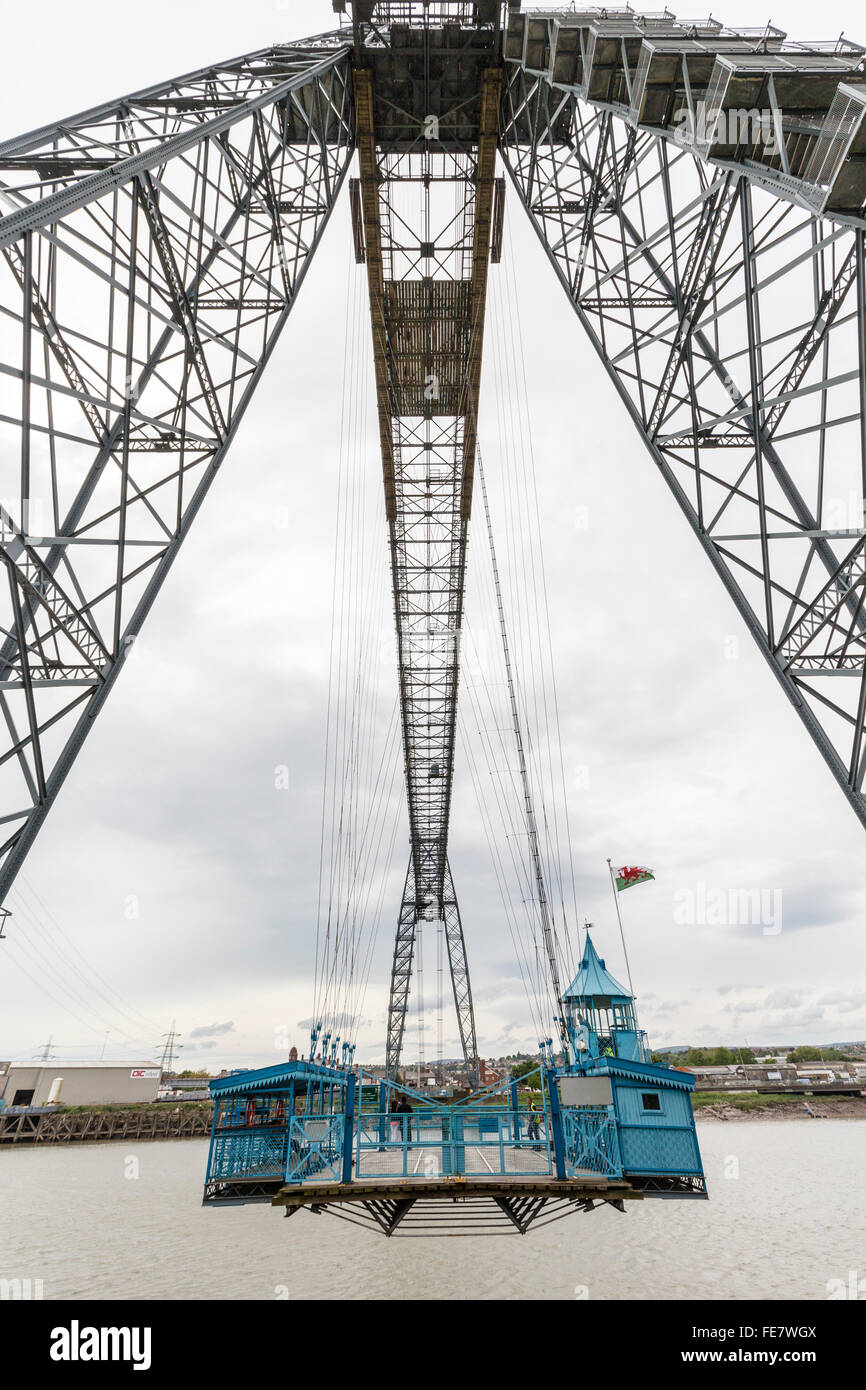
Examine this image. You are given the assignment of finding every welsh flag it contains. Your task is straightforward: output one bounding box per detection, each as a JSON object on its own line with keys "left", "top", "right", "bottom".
{"left": 615, "top": 865, "right": 655, "bottom": 892}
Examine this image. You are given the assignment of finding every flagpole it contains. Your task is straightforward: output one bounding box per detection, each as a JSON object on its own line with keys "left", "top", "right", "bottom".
{"left": 607, "top": 858, "right": 636, "bottom": 1000}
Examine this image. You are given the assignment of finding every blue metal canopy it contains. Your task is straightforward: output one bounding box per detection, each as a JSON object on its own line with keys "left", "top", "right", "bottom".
{"left": 209, "top": 1060, "right": 347, "bottom": 1098}
{"left": 563, "top": 932, "right": 631, "bottom": 1004}
{"left": 583, "top": 1054, "right": 697, "bottom": 1092}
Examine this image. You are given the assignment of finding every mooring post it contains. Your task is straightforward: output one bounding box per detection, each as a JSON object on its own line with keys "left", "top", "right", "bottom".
{"left": 546, "top": 1069, "right": 566, "bottom": 1179}
{"left": 342, "top": 1071, "right": 357, "bottom": 1184}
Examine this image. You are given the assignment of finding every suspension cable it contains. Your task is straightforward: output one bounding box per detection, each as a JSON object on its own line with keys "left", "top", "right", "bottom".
{"left": 476, "top": 445, "right": 567, "bottom": 1047}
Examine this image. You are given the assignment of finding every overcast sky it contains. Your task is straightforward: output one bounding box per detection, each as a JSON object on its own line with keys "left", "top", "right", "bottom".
{"left": 0, "top": 0, "right": 863, "bottom": 1071}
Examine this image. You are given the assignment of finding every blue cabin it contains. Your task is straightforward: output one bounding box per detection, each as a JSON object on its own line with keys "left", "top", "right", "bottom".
{"left": 202, "top": 936, "right": 706, "bottom": 1224}
{"left": 563, "top": 931, "right": 648, "bottom": 1063}
{"left": 203, "top": 1058, "right": 355, "bottom": 1203}
{"left": 559, "top": 932, "right": 705, "bottom": 1195}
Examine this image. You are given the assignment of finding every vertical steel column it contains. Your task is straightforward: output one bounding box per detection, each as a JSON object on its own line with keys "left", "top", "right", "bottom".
{"left": 342, "top": 1071, "right": 357, "bottom": 1183}
{"left": 546, "top": 1068, "right": 566, "bottom": 1180}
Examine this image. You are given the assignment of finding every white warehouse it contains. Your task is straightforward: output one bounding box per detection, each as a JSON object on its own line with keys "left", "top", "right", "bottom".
{"left": 0, "top": 1060, "right": 162, "bottom": 1109}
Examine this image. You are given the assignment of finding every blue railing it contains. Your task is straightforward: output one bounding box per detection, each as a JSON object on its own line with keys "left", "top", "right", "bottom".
{"left": 286, "top": 1114, "right": 345, "bottom": 1181}
{"left": 206, "top": 1086, "right": 626, "bottom": 1189}
{"left": 561, "top": 1106, "right": 622, "bottom": 1177}
{"left": 350, "top": 1107, "right": 554, "bottom": 1179}
{"left": 208, "top": 1127, "right": 287, "bottom": 1181}
{"left": 207, "top": 1095, "right": 294, "bottom": 1184}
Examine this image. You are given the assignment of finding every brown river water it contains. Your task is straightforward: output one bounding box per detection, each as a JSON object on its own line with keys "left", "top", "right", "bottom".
{"left": 1, "top": 1121, "right": 862, "bottom": 1300}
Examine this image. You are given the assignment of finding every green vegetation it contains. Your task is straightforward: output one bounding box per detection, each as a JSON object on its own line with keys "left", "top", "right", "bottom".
{"left": 785, "top": 1046, "right": 858, "bottom": 1064}
{"left": 655, "top": 1044, "right": 864, "bottom": 1067}
{"left": 691, "top": 1091, "right": 802, "bottom": 1111}
{"left": 693, "top": 1090, "right": 863, "bottom": 1112}
{"left": 54, "top": 1101, "right": 213, "bottom": 1115}
{"left": 651, "top": 1047, "right": 756, "bottom": 1067}
{"left": 509, "top": 1060, "right": 542, "bottom": 1086}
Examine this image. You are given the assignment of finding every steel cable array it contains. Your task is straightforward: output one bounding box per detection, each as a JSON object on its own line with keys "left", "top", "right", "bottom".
{"left": 311, "top": 251, "right": 404, "bottom": 1057}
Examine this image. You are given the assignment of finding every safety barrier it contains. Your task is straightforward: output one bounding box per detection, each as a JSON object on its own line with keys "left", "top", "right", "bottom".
{"left": 285, "top": 1114, "right": 345, "bottom": 1182}
{"left": 561, "top": 1106, "right": 622, "bottom": 1178}
{"left": 208, "top": 1128, "right": 287, "bottom": 1181}
{"left": 206, "top": 1087, "right": 627, "bottom": 1189}
{"left": 351, "top": 1107, "right": 554, "bottom": 1179}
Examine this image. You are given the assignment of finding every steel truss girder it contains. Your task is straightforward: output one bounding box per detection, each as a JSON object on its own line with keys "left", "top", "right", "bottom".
{"left": 0, "top": 40, "right": 354, "bottom": 899}
{"left": 442, "top": 861, "right": 479, "bottom": 1087}
{"left": 355, "top": 48, "right": 497, "bottom": 1081}
{"left": 500, "top": 65, "right": 866, "bottom": 827}
{"left": 384, "top": 857, "right": 479, "bottom": 1087}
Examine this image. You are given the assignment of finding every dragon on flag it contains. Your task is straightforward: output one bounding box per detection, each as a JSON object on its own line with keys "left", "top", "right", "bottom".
{"left": 615, "top": 866, "right": 655, "bottom": 892}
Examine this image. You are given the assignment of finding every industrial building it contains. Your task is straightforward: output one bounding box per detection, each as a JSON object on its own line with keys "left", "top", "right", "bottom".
{"left": 0, "top": 1061, "right": 161, "bottom": 1109}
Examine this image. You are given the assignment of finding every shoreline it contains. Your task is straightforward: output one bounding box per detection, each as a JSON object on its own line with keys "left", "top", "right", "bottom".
{"left": 3, "top": 1094, "right": 864, "bottom": 1150}
{"left": 0, "top": 1102, "right": 212, "bottom": 1147}
{"left": 695, "top": 1095, "right": 866, "bottom": 1121}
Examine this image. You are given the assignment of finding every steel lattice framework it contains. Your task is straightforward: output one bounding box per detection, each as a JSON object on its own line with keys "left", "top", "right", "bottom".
{"left": 500, "top": 7, "right": 866, "bottom": 828}
{"left": 1, "top": 3, "right": 866, "bottom": 1081}
{"left": 0, "top": 37, "right": 354, "bottom": 901}
{"left": 352, "top": 10, "right": 502, "bottom": 1082}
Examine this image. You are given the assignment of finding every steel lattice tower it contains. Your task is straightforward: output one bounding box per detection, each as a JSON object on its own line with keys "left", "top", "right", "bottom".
{"left": 1, "top": 3, "right": 865, "bottom": 1080}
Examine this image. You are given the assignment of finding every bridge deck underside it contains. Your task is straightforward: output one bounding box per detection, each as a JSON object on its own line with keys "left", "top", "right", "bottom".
{"left": 206, "top": 1174, "right": 642, "bottom": 1235}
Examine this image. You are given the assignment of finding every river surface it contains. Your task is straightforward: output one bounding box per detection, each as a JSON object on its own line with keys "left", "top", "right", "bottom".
{"left": 1, "top": 1121, "right": 862, "bottom": 1300}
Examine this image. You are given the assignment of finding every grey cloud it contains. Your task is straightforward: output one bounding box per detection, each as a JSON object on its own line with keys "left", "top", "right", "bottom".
{"left": 764, "top": 989, "right": 804, "bottom": 1010}
{"left": 296, "top": 1014, "right": 367, "bottom": 1032}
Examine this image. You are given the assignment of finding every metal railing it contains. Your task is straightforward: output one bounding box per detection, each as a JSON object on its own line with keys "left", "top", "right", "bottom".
{"left": 561, "top": 1106, "right": 622, "bottom": 1178}
{"left": 286, "top": 1115, "right": 345, "bottom": 1182}
{"left": 352, "top": 1108, "right": 555, "bottom": 1179}
{"left": 205, "top": 1079, "right": 627, "bottom": 1188}
{"left": 208, "top": 1127, "right": 287, "bottom": 1181}
{"left": 802, "top": 84, "right": 866, "bottom": 207}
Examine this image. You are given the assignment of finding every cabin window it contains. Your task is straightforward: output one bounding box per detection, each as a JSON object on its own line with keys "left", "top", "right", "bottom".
{"left": 641, "top": 1092, "right": 661, "bottom": 1112}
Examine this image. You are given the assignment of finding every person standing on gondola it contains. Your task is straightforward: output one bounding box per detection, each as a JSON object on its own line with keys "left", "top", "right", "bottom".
{"left": 527, "top": 1099, "right": 543, "bottom": 1151}
{"left": 397, "top": 1094, "right": 413, "bottom": 1148}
